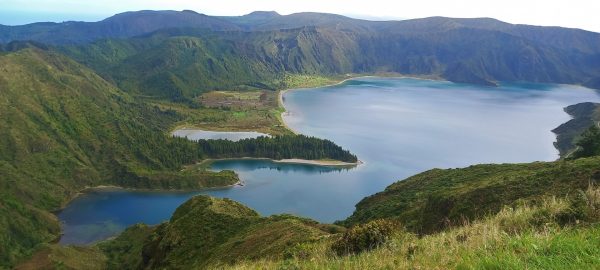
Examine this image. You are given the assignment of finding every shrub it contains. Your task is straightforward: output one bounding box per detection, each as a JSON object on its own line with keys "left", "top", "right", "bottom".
{"left": 332, "top": 219, "right": 400, "bottom": 255}
{"left": 556, "top": 186, "right": 600, "bottom": 225}
{"left": 572, "top": 125, "right": 600, "bottom": 159}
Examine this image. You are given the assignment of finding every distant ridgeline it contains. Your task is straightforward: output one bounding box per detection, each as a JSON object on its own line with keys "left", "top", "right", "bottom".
{"left": 1, "top": 10, "right": 598, "bottom": 101}
{"left": 0, "top": 47, "right": 355, "bottom": 267}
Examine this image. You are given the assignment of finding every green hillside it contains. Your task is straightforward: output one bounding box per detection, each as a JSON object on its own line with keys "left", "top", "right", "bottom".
{"left": 234, "top": 186, "right": 600, "bottom": 269}
{"left": 99, "top": 196, "right": 338, "bottom": 269}
{"left": 0, "top": 46, "right": 355, "bottom": 268}
{"left": 0, "top": 47, "right": 239, "bottom": 266}
{"left": 342, "top": 156, "right": 600, "bottom": 233}
{"left": 59, "top": 29, "right": 357, "bottom": 101}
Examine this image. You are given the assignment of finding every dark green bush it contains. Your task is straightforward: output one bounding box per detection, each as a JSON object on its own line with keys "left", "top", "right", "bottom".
{"left": 332, "top": 219, "right": 400, "bottom": 255}
{"left": 572, "top": 125, "right": 600, "bottom": 159}
{"left": 556, "top": 190, "right": 590, "bottom": 225}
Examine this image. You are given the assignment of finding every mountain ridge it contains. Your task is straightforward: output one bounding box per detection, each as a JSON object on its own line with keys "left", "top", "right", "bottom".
{"left": 2, "top": 10, "right": 599, "bottom": 44}
{"left": 2, "top": 10, "right": 599, "bottom": 90}
{"left": 56, "top": 20, "right": 600, "bottom": 100}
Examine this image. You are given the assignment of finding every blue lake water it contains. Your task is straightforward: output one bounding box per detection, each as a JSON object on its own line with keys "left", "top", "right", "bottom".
{"left": 57, "top": 77, "right": 600, "bottom": 245}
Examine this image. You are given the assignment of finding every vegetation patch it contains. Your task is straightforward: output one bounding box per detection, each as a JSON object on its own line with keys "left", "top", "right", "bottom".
{"left": 552, "top": 102, "right": 600, "bottom": 157}
{"left": 570, "top": 125, "right": 600, "bottom": 159}
{"left": 15, "top": 245, "right": 106, "bottom": 270}
{"left": 331, "top": 219, "right": 400, "bottom": 256}
{"left": 197, "top": 135, "right": 358, "bottom": 163}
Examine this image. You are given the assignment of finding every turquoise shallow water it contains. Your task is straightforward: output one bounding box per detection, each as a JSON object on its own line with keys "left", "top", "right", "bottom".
{"left": 57, "top": 77, "right": 600, "bottom": 245}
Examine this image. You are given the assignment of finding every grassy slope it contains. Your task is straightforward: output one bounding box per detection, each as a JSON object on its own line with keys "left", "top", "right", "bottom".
{"left": 156, "top": 89, "right": 292, "bottom": 135}
{"left": 98, "top": 196, "right": 336, "bottom": 269}
{"left": 341, "top": 156, "right": 600, "bottom": 233}
{"left": 96, "top": 224, "right": 154, "bottom": 270}
{"left": 15, "top": 245, "right": 106, "bottom": 270}
{"left": 233, "top": 187, "right": 600, "bottom": 269}
{"left": 0, "top": 47, "right": 239, "bottom": 268}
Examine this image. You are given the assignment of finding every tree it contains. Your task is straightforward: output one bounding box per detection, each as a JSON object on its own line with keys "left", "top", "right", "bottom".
{"left": 572, "top": 125, "right": 600, "bottom": 158}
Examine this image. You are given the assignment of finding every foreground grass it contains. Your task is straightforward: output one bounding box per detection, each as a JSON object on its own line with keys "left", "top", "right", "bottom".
{"left": 228, "top": 187, "right": 600, "bottom": 270}
{"left": 15, "top": 245, "right": 106, "bottom": 270}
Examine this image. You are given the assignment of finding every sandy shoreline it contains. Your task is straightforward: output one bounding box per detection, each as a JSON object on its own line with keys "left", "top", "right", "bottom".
{"left": 199, "top": 157, "right": 362, "bottom": 167}
{"left": 277, "top": 75, "right": 357, "bottom": 134}
{"left": 274, "top": 158, "right": 363, "bottom": 166}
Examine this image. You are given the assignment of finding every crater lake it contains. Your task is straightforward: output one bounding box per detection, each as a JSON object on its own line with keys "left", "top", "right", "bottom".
{"left": 57, "top": 77, "right": 600, "bottom": 245}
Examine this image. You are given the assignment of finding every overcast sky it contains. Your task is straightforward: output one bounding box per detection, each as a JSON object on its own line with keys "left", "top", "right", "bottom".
{"left": 1, "top": 0, "right": 599, "bottom": 32}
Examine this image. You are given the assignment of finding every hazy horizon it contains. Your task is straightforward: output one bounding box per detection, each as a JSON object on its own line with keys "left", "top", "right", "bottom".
{"left": 1, "top": 0, "right": 599, "bottom": 33}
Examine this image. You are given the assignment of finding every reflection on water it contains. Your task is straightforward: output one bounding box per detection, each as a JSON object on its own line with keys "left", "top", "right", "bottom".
{"left": 58, "top": 160, "right": 353, "bottom": 245}
{"left": 209, "top": 159, "right": 353, "bottom": 173}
